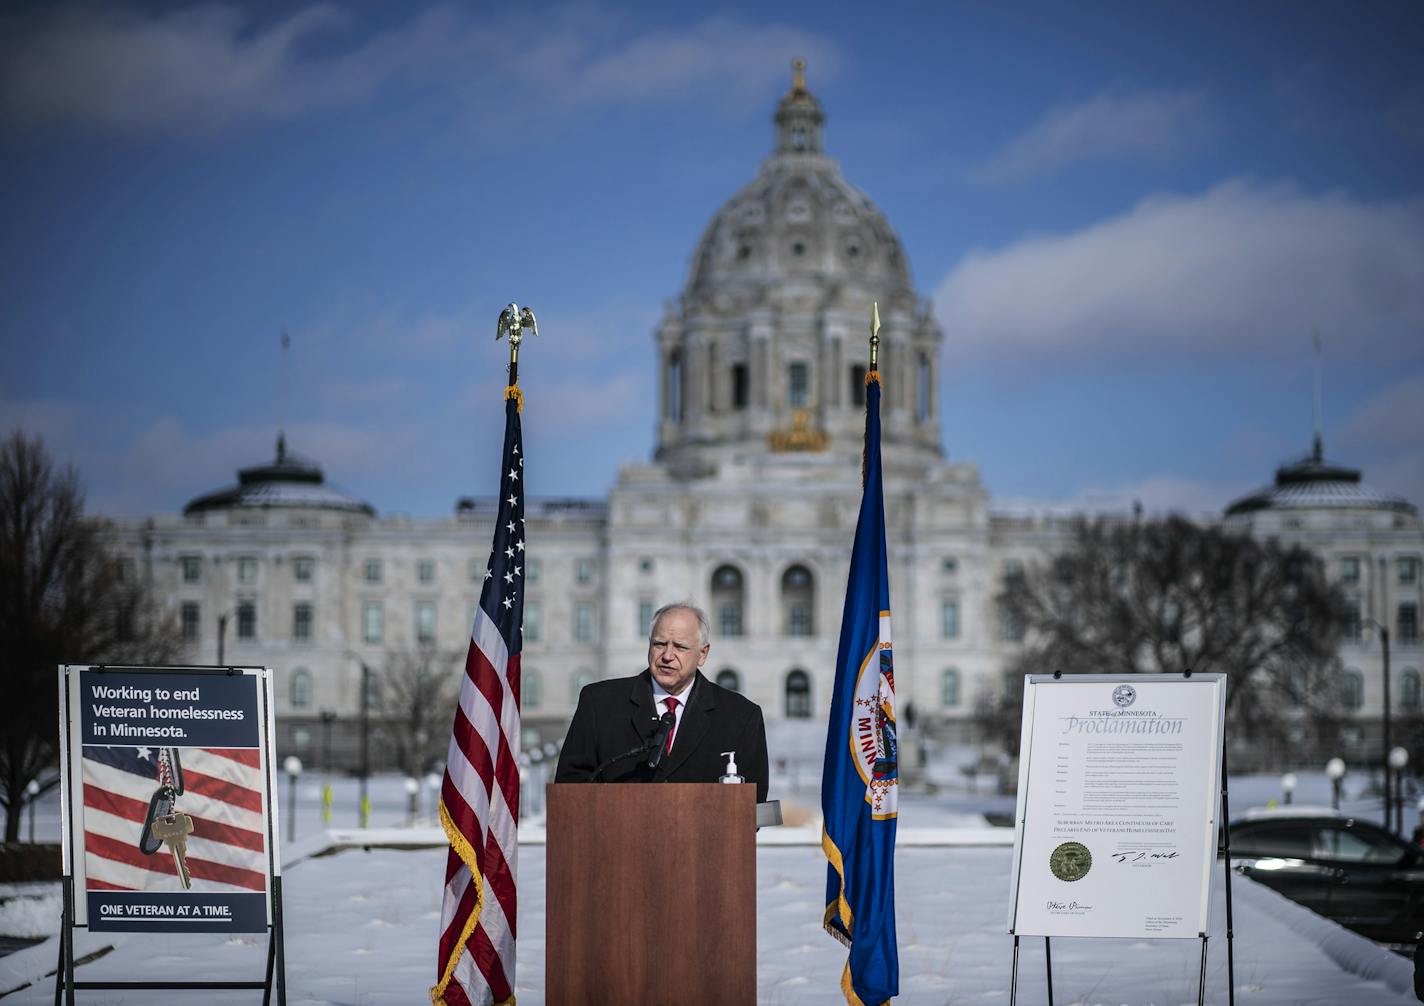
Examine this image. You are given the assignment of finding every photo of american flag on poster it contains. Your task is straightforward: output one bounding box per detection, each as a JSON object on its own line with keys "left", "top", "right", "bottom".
{"left": 82, "top": 744, "right": 267, "bottom": 895}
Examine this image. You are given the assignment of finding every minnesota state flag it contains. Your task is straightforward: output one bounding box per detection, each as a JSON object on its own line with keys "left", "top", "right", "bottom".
{"left": 821, "top": 355, "right": 898, "bottom": 1006}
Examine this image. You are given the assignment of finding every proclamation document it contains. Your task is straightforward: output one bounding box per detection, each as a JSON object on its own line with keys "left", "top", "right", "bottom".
{"left": 1007, "top": 674, "right": 1226, "bottom": 939}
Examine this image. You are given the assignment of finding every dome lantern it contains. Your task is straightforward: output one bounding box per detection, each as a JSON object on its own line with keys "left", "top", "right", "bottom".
{"left": 774, "top": 59, "right": 825, "bottom": 155}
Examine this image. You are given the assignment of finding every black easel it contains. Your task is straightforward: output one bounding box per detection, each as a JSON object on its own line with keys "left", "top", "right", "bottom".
{"left": 53, "top": 874, "right": 286, "bottom": 1004}
{"left": 1009, "top": 670, "right": 1237, "bottom": 1006}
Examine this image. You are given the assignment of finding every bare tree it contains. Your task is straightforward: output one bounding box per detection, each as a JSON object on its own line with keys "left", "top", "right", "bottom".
{"left": 0, "top": 431, "right": 183, "bottom": 841}
{"left": 983, "top": 516, "right": 1349, "bottom": 769}
{"left": 374, "top": 646, "right": 463, "bottom": 777}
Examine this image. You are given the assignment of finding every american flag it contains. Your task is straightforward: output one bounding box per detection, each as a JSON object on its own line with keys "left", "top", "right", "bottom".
{"left": 432, "top": 393, "right": 524, "bottom": 1006}
{"left": 81, "top": 745, "right": 267, "bottom": 893}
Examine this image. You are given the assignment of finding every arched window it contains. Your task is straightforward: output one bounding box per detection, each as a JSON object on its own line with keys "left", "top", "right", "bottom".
{"left": 523, "top": 669, "right": 542, "bottom": 710}
{"left": 1342, "top": 669, "right": 1364, "bottom": 711}
{"left": 785, "top": 669, "right": 812, "bottom": 719}
{"left": 1402, "top": 668, "right": 1421, "bottom": 713}
{"left": 290, "top": 667, "right": 312, "bottom": 709}
{"left": 942, "top": 668, "right": 961, "bottom": 707}
{"left": 782, "top": 564, "right": 815, "bottom": 637}
{"left": 711, "top": 564, "right": 745, "bottom": 637}
{"left": 715, "top": 669, "right": 741, "bottom": 693}
{"left": 572, "top": 670, "right": 594, "bottom": 703}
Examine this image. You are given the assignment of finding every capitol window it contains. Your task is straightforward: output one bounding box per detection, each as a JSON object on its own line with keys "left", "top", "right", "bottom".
{"left": 237, "top": 600, "right": 257, "bottom": 640}
{"left": 1339, "top": 556, "right": 1360, "bottom": 582}
{"left": 1342, "top": 670, "right": 1364, "bottom": 710}
{"left": 181, "top": 602, "right": 200, "bottom": 642}
{"left": 850, "top": 365, "right": 866, "bottom": 407}
{"left": 940, "top": 600, "right": 960, "bottom": 639}
{"left": 785, "top": 669, "right": 812, "bottom": 719}
{"left": 523, "top": 601, "right": 541, "bottom": 642}
{"left": 782, "top": 564, "right": 815, "bottom": 637}
{"left": 1400, "top": 602, "right": 1419, "bottom": 644}
{"left": 415, "top": 601, "right": 437, "bottom": 644}
{"left": 731, "top": 364, "right": 749, "bottom": 409}
{"left": 237, "top": 556, "right": 257, "bottom": 584}
{"left": 1401, "top": 557, "right": 1420, "bottom": 585}
{"left": 290, "top": 668, "right": 312, "bottom": 709}
{"left": 716, "top": 669, "right": 741, "bottom": 693}
{"left": 293, "top": 556, "right": 314, "bottom": 582}
{"left": 711, "top": 565, "right": 745, "bottom": 637}
{"left": 293, "top": 602, "right": 313, "bottom": 642}
{"left": 417, "top": 559, "right": 436, "bottom": 584}
{"left": 363, "top": 601, "right": 384, "bottom": 644}
{"left": 364, "top": 559, "right": 383, "bottom": 584}
{"left": 180, "top": 555, "right": 203, "bottom": 583}
{"left": 523, "top": 669, "right": 542, "bottom": 709}
{"left": 1402, "top": 669, "right": 1421, "bottom": 712}
{"left": 574, "top": 602, "right": 595, "bottom": 643}
{"left": 942, "top": 668, "right": 961, "bottom": 707}
{"left": 788, "top": 362, "right": 809, "bottom": 407}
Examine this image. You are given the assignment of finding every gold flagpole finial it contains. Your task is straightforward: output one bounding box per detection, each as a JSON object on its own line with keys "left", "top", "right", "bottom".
{"left": 869, "top": 301, "right": 880, "bottom": 370}
{"left": 495, "top": 302, "right": 538, "bottom": 409}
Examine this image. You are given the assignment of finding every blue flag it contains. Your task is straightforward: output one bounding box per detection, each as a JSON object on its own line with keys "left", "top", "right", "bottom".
{"left": 821, "top": 371, "right": 898, "bottom": 1005}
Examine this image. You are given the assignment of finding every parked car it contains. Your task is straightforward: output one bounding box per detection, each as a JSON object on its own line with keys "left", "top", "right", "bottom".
{"left": 1229, "top": 808, "right": 1424, "bottom": 945}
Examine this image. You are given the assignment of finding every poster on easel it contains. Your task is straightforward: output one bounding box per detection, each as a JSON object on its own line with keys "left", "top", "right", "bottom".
{"left": 1007, "top": 673, "right": 1226, "bottom": 940}
{"left": 59, "top": 665, "right": 278, "bottom": 933}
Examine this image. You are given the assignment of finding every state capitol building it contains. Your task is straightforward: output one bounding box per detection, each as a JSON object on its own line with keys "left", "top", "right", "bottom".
{"left": 105, "top": 69, "right": 1423, "bottom": 775}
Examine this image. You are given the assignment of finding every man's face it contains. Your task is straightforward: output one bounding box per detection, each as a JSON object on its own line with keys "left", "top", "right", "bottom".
{"left": 647, "top": 609, "right": 708, "bottom": 697}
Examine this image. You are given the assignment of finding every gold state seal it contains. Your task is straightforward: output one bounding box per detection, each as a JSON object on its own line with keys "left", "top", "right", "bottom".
{"left": 1049, "top": 841, "right": 1092, "bottom": 882}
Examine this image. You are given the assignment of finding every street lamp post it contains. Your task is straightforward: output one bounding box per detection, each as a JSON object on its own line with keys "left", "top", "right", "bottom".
{"left": 1364, "top": 619, "right": 1392, "bottom": 829}
{"left": 319, "top": 708, "right": 336, "bottom": 825}
{"left": 1326, "top": 757, "right": 1346, "bottom": 811}
{"left": 359, "top": 662, "right": 371, "bottom": 828}
{"left": 1280, "top": 772, "right": 1297, "bottom": 807}
{"left": 25, "top": 780, "right": 40, "bottom": 843}
{"left": 217, "top": 612, "right": 229, "bottom": 666}
{"left": 283, "top": 756, "right": 302, "bottom": 845}
{"left": 1388, "top": 746, "right": 1409, "bottom": 835}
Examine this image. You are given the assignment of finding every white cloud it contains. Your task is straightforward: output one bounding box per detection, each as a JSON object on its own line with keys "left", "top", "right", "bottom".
{"left": 935, "top": 180, "right": 1424, "bottom": 370}
{"left": 971, "top": 89, "right": 1214, "bottom": 185}
{"left": 0, "top": 4, "right": 838, "bottom": 134}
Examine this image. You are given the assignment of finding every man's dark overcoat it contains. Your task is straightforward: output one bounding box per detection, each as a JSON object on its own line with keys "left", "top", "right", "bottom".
{"left": 553, "top": 668, "right": 769, "bottom": 803}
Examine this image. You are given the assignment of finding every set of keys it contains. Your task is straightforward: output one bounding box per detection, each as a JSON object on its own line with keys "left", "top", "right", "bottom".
{"left": 150, "top": 810, "right": 195, "bottom": 889}
{"left": 137, "top": 748, "right": 194, "bottom": 889}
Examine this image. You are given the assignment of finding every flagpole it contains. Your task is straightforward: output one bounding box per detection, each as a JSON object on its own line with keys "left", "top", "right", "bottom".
{"left": 432, "top": 303, "right": 536, "bottom": 1006}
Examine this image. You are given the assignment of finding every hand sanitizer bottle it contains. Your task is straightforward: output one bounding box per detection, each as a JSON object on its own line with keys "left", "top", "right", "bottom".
{"left": 720, "top": 751, "right": 744, "bottom": 784}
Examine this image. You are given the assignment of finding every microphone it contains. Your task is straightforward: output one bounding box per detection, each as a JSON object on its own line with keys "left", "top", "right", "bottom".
{"left": 645, "top": 710, "right": 677, "bottom": 769}
{"left": 590, "top": 712, "right": 676, "bottom": 780}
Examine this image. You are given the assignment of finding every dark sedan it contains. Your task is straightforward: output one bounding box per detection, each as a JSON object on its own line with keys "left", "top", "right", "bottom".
{"left": 1229, "top": 810, "right": 1424, "bottom": 945}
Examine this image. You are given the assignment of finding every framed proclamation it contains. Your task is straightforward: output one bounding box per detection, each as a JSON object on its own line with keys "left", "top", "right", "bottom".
{"left": 1007, "top": 673, "right": 1227, "bottom": 940}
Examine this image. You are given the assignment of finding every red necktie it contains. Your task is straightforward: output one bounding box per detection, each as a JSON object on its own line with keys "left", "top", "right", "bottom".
{"left": 664, "top": 697, "right": 679, "bottom": 753}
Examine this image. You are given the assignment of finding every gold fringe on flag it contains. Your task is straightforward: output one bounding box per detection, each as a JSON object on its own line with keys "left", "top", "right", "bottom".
{"left": 429, "top": 798, "right": 515, "bottom": 1006}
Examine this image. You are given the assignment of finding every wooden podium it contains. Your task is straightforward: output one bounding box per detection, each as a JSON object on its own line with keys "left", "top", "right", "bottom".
{"left": 546, "top": 783, "right": 757, "bottom": 1006}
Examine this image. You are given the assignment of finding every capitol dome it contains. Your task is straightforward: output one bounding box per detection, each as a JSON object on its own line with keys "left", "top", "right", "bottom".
{"left": 1225, "top": 437, "right": 1416, "bottom": 518}
{"left": 184, "top": 435, "right": 375, "bottom": 517}
{"left": 653, "top": 61, "right": 944, "bottom": 475}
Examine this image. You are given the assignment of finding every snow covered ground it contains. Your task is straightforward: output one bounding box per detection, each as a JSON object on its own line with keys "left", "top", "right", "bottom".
{"left": 2, "top": 748, "right": 1416, "bottom": 1003}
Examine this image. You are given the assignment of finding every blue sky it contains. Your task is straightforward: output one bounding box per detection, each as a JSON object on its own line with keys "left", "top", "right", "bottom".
{"left": 2, "top": 1, "right": 1421, "bottom": 518}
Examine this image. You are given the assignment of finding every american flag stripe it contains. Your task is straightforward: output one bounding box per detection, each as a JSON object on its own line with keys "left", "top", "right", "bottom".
{"left": 433, "top": 393, "right": 524, "bottom": 1006}
{"left": 82, "top": 783, "right": 265, "bottom": 852}
{"left": 81, "top": 746, "right": 267, "bottom": 896}
{"left": 82, "top": 758, "right": 265, "bottom": 833}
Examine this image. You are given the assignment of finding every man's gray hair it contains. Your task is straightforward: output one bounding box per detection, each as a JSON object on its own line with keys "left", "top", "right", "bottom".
{"left": 649, "top": 602, "right": 710, "bottom": 647}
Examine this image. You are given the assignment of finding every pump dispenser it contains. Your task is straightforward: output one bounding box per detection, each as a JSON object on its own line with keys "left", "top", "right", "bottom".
{"left": 719, "top": 751, "right": 744, "bottom": 784}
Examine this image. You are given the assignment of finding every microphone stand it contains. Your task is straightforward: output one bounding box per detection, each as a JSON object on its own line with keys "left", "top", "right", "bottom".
{"left": 591, "top": 712, "right": 675, "bottom": 780}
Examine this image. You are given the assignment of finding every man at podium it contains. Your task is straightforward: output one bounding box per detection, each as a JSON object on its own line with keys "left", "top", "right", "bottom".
{"left": 554, "top": 603, "right": 769, "bottom": 802}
